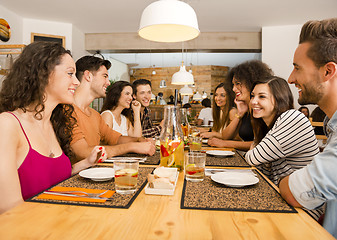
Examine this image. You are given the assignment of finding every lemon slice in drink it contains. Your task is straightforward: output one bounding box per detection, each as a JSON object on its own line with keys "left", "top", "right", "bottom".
{"left": 186, "top": 164, "right": 196, "bottom": 169}
{"left": 167, "top": 155, "right": 175, "bottom": 167}
{"left": 124, "top": 169, "right": 138, "bottom": 176}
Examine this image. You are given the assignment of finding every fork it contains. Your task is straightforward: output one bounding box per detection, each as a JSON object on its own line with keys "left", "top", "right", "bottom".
{"left": 44, "top": 190, "right": 108, "bottom": 198}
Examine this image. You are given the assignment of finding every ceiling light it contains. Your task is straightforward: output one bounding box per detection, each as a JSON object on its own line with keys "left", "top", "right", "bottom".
{"left": 179, "top": 85, "right": 193, "bottom": 96}
{"left": 193, "top": 91, "right": 202, "bottom": 100}
{"left": 159, "top": 79, "right": 167, "bottom": 88}
{"left": 138, "top": 0, "right": 200, "bottom": 43}
{"left": 202, "top": 91, "right": 207, "bottom": 99}
{"left": 151, "top": 93, "right": 156, "bottom": 100}
{"left": 172, "top": 61, "right": 194, "bottom": 85}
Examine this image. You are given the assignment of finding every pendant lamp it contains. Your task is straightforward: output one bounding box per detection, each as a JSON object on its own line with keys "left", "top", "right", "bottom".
{"left": 172, "top": 61, "right": 194, "bottom": 85}
{"left": 193, "top": 91, "right": 202, "bottom": 101}
{"left": 138, "top": 0, "right": 200, "bottom": 43}
{"left": 159, "top": 79, "right": 167, "bottom": 88}
{"left": 179, "top": 85, "right": 193, "bottom": 96}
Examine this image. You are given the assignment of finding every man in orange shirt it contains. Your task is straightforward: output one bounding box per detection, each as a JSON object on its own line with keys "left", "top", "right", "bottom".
{"left": 70, "top": 56, "right": 155, "bottom": 164}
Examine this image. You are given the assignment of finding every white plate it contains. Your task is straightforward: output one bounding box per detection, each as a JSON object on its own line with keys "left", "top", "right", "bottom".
{"left": 211, "top": 172, "right": 259, "bottom": 187}
{"left": 79, "top": 168, "right": 115, "bottom": 182}
{"left": 202, "top": 139, "right": 208, "bottom": 144}
{"left": 205, "top": 150, "right": 235, "bottom": 156}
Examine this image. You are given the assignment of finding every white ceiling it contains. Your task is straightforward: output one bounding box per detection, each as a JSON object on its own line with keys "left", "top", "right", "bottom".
{"left": 2, "top": 0, "right": 336, "bottom": 67}
{"left": 2, "top": 0, "right": 336, "bottom": 33}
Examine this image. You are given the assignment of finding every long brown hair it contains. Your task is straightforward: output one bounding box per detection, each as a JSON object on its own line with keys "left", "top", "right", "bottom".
{"left": 101, "top": 81, "right": 135, "bottom": 126}
{"left": 212, "top": 83, "right": 235, "bottom": 132}
{"left": 251, "top": 76, "right": 294, "bottom": 144}
{"left": 0, "top": 42, "right": 76, "bottom": 158}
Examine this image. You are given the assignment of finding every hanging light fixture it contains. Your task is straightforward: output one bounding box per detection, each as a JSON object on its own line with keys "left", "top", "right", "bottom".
{"left": 151, "top": 93, "right": 156, "bottom": 100}
{"left": 202, "top": 91, "right": 207, "bottom": 99}
{"left": 159, "top": 79, "right": 167, "bottom": 88}
{"left": 179, "top": 85, "right": 193, "bottom": 96}
{"left": 193, "top": 91, "right": 202, "bottom": 101}
{"left": 172, "top": 61, "right": 194, "bottom": 85}
{"left": 138, "top": 0, "right": 200, "bottom": 43}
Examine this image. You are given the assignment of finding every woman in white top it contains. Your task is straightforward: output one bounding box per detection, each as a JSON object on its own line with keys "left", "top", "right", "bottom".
{"left": 200, "top": 83, "right": 237, "bottom": 138}
{"left": 101, "top": 81, "right": 142, "bottom": 137}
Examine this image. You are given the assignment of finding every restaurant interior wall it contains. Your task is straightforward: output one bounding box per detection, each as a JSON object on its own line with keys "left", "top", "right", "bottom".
{"left": 262, "top": 24, "right": 317, "bottom": 113}
{"left": 0, "top": 5, "right": 23, "bottom": 44}
{"left": 130, "top": 65, "right": 228, "bottom": 103}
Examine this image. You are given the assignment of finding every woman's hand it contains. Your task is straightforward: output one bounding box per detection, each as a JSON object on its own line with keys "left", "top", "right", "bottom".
{"left": 84, "top": 146, "right": 107, "bottom": 166}
{"left": 131, "top": 100, "right": 141, "bottom": 113}
{"left": 200, "top": 131, "right": 214, "bottom": 139}
{"left": 207, "top": 137, "right": 226, "bottom": 148}
{"left": 234, "top": 98, "right": 249, "bottom": 117}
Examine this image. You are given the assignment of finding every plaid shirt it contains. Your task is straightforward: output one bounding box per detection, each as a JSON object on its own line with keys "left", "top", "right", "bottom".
{"left": 141, "top": 107, "right": 162, "bottom": 138}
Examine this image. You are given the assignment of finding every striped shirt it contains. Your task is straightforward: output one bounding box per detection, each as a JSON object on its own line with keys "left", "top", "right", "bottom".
{"left": 245, "top": 109, "right": 319, "bottom": 185}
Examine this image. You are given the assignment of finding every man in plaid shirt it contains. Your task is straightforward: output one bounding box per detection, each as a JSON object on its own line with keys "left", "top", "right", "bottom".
{"left": 133, "top": 79, "right": 163, "bottom": 138}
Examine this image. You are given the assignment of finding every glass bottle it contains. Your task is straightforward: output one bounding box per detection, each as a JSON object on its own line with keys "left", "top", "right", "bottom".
{"left": 159, "top": 105, "right": 185, "bottom": 171}
{"left": 180, "top": 108, "right": 191, "bottom": 142}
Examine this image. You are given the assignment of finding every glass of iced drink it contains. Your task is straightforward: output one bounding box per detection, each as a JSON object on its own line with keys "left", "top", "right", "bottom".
{"left": 185, "top": 152, "right": 206, "bottom": 182}
{"left": 114, "top": 160, "right": 139, "bottom": 194}
{"left": 189, "top": 136, "right": 202, "bottom": 152}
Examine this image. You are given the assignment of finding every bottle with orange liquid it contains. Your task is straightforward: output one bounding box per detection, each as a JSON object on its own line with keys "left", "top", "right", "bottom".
{"left": 159, "top": 105, "right": 185, "bottom": 171}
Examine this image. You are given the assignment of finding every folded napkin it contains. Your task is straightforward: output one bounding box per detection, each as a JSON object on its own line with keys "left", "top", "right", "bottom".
{"left": 37, "top": 186, "right": 114, "bottom": 203}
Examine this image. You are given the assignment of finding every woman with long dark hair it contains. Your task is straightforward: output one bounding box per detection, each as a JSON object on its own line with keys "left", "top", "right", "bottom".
{"left": 101, "top": 81, "right": 142, "bottom": 137}
{"left": 200, "top": 83, "right": 237, "bottom": 138}
{"left": 246, "top": 76, "right": 319, "bottom": 184}
{"left": 245, "top": 76, "right": 323, "bottom": 221}
{"left": 0, "top": 42, "right": 106, "bottom": 213}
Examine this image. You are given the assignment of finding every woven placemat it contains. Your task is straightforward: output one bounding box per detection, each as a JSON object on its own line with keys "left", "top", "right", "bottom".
{"left": 119, "top": 151, "right": 160, "bottom": 165}
{"left": 28, "top": 167, "right": 154, "bottom": 209}
{"left": 205, "top": 151, "right": 250, "bottom": 167}
{"left": 181, "top": 170, "right": 296, "bottom": 213}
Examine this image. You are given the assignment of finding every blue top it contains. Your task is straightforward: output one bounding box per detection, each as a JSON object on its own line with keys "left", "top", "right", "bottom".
{"left": 289, "top": 110, "right": 337, "bottom": 238}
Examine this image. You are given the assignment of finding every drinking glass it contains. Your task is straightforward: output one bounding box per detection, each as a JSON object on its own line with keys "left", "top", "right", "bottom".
{"left": 189, "top": 136, "right": 202, "bottom": 152}
{"left": 114, "top": 160, "right": 139, "bottom": 194}
{"left": 185, "top": 152, "right": 206, "bottom": 182}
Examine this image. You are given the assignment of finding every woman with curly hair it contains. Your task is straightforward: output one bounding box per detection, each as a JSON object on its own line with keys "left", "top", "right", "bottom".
{"left": 206, "top": 60, "right": 273, "bottom": 150}
{"left": 101, "top": 81, "right": 142, "bottom": 137}
{"left": 0, "top": 42, "right": 106, "bottom": 214}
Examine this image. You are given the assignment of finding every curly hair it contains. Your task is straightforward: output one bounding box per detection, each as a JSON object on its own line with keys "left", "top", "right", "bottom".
{"left": 212, "top": 83, "right": 235, "bottom": 132}
{"left": 101, "top": 81, "right": 134, "bottom": 126}
{"left": 0, "top": 41, "right": 76, "bottom": 158}
{"left": 227, "top": 60, "right": 274, "bottom": 92}
{"left": 250, "top": 76, "right": 294, "bottom": 144}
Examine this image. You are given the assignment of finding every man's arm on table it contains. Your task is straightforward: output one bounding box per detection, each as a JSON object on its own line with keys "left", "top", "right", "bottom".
{"left": 71, "top": 137, "right": 155, "bottom": 161}
{"left": 279, "top": 176, "right": 302, "bottom": 207}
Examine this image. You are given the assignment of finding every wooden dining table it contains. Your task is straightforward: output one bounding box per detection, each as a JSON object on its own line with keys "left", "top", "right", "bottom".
{"left": 0, "top": 148, "right": 334, "bottom": 240}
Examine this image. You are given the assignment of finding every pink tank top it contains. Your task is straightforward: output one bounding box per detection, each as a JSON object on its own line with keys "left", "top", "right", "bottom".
{"left": 10, "top": 113, "right": 72, "bottom": 200}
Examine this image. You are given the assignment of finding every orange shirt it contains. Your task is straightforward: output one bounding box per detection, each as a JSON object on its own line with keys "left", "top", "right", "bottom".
{"left": 71, "top": 105, "right": 121, "bottom": 161}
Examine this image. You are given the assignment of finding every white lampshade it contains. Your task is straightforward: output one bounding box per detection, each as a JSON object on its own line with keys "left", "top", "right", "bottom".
{"left": 172, "top": 62, "right": 194, "bottom": 85}
{"left": 202, "top": 91, "right": 207, "bottom": 99}
{"left": 138, "top": 0, "right": 200, "bottom": 43}
{"left": 159, "top": 79, "right": 167, "bottom": 88}
{"left": 193, "top": 91, "right": 202, "bottom": 100}
{"left": 151, "top": 93, "right": 156, "bottom": 100}
{"left": 179, "top": 85, "right": 193, "bottom": 96}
